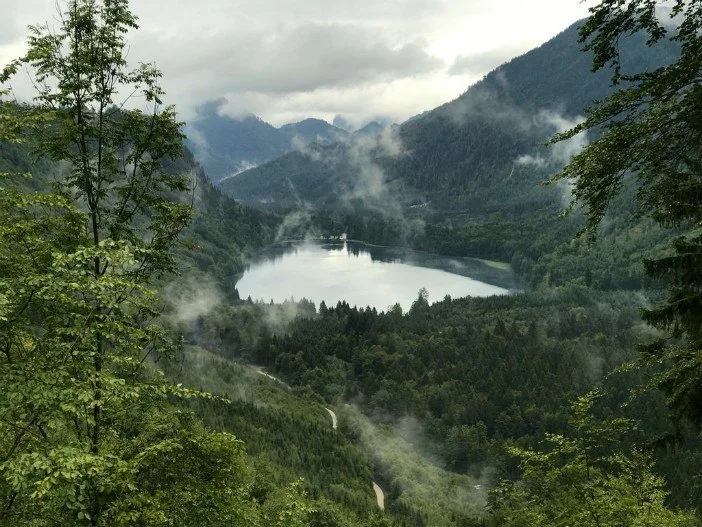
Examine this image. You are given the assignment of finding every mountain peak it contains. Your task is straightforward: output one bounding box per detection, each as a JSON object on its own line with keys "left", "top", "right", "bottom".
{"left": 279, "top": 118, "right": 349, "bottom": 145}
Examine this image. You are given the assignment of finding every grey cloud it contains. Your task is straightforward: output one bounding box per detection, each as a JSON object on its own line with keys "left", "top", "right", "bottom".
{"left": 0, "top": 0, "right": 49, "bottom": 44}
{"left": 2, "top": 0, "right": 590, "bottom": 125}
{"left": 346, "top": 128, "right": 403, "bottom": 210}
{"left": 656, "top": 5, "right": 684, "bottom": 29}
{"left": 513, "top": 110, "right": 587, "bottom": 206}
{"left": 138, "top": 23, "right": 442, "bottom": 96}
{"left": 165, "top": 276, "right": 222, "bottom": 325}
{"left": 196, "top": 98, "right": 228, "bottom": 118}
{"left": 516, "top": 111, "right": 587, "bottom": 167}
{"left": 253, "top": 0, "right": 438, "bottom": 20}
{"left": 0, "top": 20, "right": 21, "bottom": 45}
{"left": 540, "top": 111, "right": 588, "bottom": 165}
{"left": 129, "top": 0, "right": 441, "bottom": 32}
{"left": 448, "top": 44, "right": 529, "bottom": 76}
{"left": 275, "top": 208, "right": 314, "bottom": 243}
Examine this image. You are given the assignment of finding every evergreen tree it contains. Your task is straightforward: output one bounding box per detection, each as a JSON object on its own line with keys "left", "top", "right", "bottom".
{"left": 552, "top": 0, "right": 702, "bottom": 424}
{"left": 489, "top": 393, "right": 697, "bottom": 527}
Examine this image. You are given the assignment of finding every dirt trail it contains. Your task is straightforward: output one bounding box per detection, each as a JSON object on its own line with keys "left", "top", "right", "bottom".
{"left": 325, "top": 407, "right": 338, "bottom": 429}
{"left": 372, "top": 482, "right": 385, "bottom": 510}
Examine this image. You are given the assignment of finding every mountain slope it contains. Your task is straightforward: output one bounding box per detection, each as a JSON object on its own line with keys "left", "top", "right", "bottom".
{"left": 0, "top": 136, "right": 278, "bottom": 298}
{"left": 185, "top": 112, "right": 291, "bottom": 183}
{"left": 220, "top": 21, "right": 679, "bottom": 212}
{"left": 167, "top": 149, "right": 279, "bottom": 296}
{"left": 279, "top": 118, "right": 349, "bottom": 145}
{"left": 185, "top": 110, "right": 350, "bottom": 183}
{"left": 352, "top": 121, "right": 386, "bottom": 138}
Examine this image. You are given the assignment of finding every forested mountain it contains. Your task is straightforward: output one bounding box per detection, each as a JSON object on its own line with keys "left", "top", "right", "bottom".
{"left": 3, "top": 1, "right": 702, "bottom": 526}
{"left": 279, "top": 118, "right": 350, "bottom": 144}
{"left": 352, "top": 121, "right": 390, "bottom": 138}
{"left": 216, "top": 20, "right": 680, "bottom": 297}
{"left": 185, "top": 109, "right": 290, "bottom": 183}
{"left": 221, "top": 21, "right": 678, "bottom": 212}
{"left": 185, "top": 107, "right": 349, "bottom": 183}
{"left": 0, "top": 139, "right": 277, "bottom": 296}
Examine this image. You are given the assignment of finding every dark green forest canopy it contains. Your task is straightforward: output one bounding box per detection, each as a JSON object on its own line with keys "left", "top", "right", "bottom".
{"left": 2, "top": 0, "right": 702, "bottom": 526}
{"left": 0, "top": 1, "right": 398, "bottom": 526}
{"left": 551, "top": 0, "right": 702, "bottom": 427}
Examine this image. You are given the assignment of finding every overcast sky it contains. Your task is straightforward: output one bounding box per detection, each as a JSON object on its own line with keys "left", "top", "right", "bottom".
{"left": 0, "top": 0, "right": 593, "bottom": 127}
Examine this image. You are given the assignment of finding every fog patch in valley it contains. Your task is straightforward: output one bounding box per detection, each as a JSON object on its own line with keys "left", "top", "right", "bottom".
{"left": 341, "top": 404, "right": 492, "bottom": 526}
{"left": 290, "top": 135, "right": 324, "bottom": 161}
{"left": 259, "top": 299, "right": 316, "bottom": 335}
{"left": 345, "top": 125, "right": 405, "bottom": 215}
{"left": 514, "top": 111, "right": 588, "bottom": 168}
{"left": 184, "top": 125, "right": 211, "bottom": 165}
{"left": 286, "top": 122, "right": 426, "bottom": 244}
{"left": 165, "top": 276, "right": 223, "bottom": 325}
{"left": 274, "top": 207, "right": 315, "bottom": 242}
{"left": 218, "top": 160, "right": 260, "bottom": 183}
{"left": 513, "top": 110, "right": 588, "bottom": 205}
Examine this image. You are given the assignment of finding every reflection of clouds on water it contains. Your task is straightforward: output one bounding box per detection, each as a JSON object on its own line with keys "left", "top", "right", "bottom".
{"left": 237, "top": 242, "right": 511, "bottom": 312}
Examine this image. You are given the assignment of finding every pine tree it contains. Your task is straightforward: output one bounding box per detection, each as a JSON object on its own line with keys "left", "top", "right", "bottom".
{"left": 552, "top": 0, "right": 702, "bottom": 424}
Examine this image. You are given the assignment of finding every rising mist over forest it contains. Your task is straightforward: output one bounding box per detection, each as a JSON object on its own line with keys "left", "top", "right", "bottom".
{"left": 1, "top": 1, "right": 701, "bottom": 526}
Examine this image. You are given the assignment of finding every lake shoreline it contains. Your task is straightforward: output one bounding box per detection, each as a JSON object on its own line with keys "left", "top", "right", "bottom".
{"left": 235, "top": 241, "right": 517, "bottom": 312}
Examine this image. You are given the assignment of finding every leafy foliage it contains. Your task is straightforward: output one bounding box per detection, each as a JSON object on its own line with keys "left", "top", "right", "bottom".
{"left": 0, "top": 2, "right": 309, "bottom": 525}
{"left": 552, "top": 0, "right": 702, "bottom": 425}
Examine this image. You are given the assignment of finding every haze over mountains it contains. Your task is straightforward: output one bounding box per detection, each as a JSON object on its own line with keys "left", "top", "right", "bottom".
{"left": 5, "top": 1, "right": 702, "bottom": 524}
{"left": 212, "top": 21, "right": 677, "bottom": 215}
{"left": 185, "top": 100, "right": 393, "bottom": 183}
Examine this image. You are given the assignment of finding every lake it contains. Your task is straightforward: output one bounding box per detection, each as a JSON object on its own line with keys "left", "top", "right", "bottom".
{"left": 236, "top": 241, "right": 516, "bottom": 312}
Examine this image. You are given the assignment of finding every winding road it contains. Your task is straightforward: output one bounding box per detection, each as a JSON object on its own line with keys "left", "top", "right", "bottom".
{"left": 248, "top": 365, "right": 385, "bottom": 511}
{"left": 325, "top": 407, "right": 338, "bottom": 429}
{"left": 253, "top": 366, "right": 289, "bottom": 387}
{"left": 323, "top": 407, "right": 385, "bottom": 510}
{"left": 372, "top": 482, "right": 385, "bottom": 511}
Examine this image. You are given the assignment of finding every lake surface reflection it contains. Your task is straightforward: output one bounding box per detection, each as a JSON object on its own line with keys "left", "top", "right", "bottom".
{"left": 236, "top": 242, "right": 516, "bottom": 312}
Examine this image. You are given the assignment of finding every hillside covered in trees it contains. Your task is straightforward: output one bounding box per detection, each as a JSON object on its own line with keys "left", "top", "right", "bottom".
{"left": 2, "top": 0, "right": 702, "bottom": 526}
{"left": 220, "top": 20, "right": 678, "bottom": 213}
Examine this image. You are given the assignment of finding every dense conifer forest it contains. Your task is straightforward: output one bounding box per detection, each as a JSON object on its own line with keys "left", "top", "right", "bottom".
{"left": 2, "top": 0, "right": 702, "bottom": 526}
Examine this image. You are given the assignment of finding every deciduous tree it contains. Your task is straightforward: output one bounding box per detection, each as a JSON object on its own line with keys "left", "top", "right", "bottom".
{"left": 0, "top": 1, "right": 257, "bottom": 525}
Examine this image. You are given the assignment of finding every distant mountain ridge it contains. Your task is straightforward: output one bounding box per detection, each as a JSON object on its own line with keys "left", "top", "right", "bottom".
{"left": 219, "top": 20, "right": 679, "bottom": 213}
{"left": 184, "top": 113, "right": 287, "bottom": 183}
{"left": 279, "top": 118, "right": 349, "bottom": 145}
{"left": 185, "top": 111, "right": 390, "bottom": 183}
{"left": 352, "top": 121, "right": 386, "bottom": 138}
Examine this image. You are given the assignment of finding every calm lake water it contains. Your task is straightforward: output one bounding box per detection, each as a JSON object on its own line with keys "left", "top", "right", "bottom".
{"left": 236, "top": 241, "right": 516, "bottom": 312}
